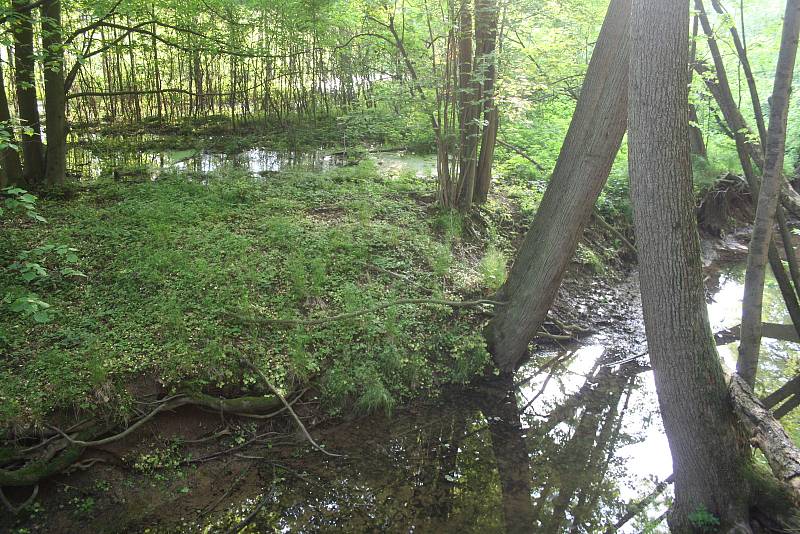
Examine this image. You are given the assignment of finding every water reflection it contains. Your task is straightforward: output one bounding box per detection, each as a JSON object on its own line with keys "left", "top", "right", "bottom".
{"left": 199, "top": 351, "right": 672, "bottom": 532}
{"left": 66, "top": 144, "right": 344, "bottom": 181}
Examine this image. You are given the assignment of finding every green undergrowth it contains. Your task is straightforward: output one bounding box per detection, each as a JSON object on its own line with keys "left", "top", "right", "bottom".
{"left": 0, "top": 161, "right": 496, "bottom": 433}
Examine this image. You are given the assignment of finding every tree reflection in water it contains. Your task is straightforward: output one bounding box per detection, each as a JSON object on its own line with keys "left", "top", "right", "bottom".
{"left": 207, "top": 349, "right": 666, "bottom": 533}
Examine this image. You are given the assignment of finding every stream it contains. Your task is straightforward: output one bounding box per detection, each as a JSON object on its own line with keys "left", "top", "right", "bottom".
{"left": 48, "top": 142, "right": 799, "bottom": 532}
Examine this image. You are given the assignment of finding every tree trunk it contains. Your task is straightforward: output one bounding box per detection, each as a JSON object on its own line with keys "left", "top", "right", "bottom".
{"left": 738, "top": 0, "right": 800, "bottom": 388}
{"left": 473, "top": 0, "right": 499, "bottom": 204}
{"left": 0, "top": 61, "right": 24, "bottom": 186}
{"left": 12, "top": 0, "right": 45, "bottom": 185}
{"left": 487, "top": 0, "right": 630, "bottom": 372}
{"left": 456, "top": 0, "right": 480, "bottom": 212}
{"left": 40, "top": 0, "right": 67, "bottom": 187}
{"left": 628, "top": 0, "right": 753, "bottom": 530}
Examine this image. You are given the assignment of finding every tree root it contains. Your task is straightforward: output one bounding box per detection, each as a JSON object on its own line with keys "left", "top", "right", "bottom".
{"left": 0, "top": 390, "right": 293, "bottom": 488}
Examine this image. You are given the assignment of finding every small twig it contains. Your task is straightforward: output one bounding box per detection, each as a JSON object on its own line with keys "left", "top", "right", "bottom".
{"left": 241, "top": 358, "right": 342, "bottom": 458}
{"left": 183, "top": 431, "right": 278, "bottom": 465}
{"left": 600, "top": 350, "right": 649, "bottom": 368}
{"left": 234, "top": 299, "right": 505, "bottom": 327}
{"left": 66, "top": 458, "right": 107, "bottom": 472}
{"left": 224, "top": 488, "right": 274, "bottom": 534}
{"left": 514, "top": 351, "right": 573, "bottom": 388}
{"left": 200, "top": 464, "right": 253, "bottom": 517}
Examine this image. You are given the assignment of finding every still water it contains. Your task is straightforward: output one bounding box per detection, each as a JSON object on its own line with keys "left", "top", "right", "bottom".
{"left": 66, "top": 145, "right": 345, "bottom": 181}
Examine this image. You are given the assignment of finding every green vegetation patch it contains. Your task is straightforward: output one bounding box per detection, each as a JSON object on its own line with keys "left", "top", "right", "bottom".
{"left": 0, "top": 161, "right": 495, "bottom": 431}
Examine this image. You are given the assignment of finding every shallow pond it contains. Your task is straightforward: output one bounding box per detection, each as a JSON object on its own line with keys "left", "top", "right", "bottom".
{"left": 66, "top": 144, "right": 347, "bottom": 181}
{"left": 65, "top": 138, "right": 437, "bottom": 182}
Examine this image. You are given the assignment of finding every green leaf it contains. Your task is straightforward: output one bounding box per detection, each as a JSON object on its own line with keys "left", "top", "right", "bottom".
{"left": 32, "top": 310, "right": 51, "bottom": 323}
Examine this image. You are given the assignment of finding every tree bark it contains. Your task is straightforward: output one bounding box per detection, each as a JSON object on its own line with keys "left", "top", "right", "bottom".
{"left": 628, "top": 0, "right": 753, "bottom": 530}
{"left": 487, "top": 0, "right": 630, "bottom": 372}
{"left": 40, "top": 0, "right": 67, "bottom": 186}
{"left": 738, "top": 0, "right": 800, "bottom": 388}
{"left": 12, "top": 0, "right": 45, "bottom": 185}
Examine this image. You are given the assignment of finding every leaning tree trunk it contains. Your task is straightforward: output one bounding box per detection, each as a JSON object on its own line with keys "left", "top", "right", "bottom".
{"left": 12, "top": 0, "right": 45, "bottom": 185}
{"left": 487, "top": 0, "right": 630, "bottom": 372}
{"left": 738, "top": 0, "right": 800, "bottom": 388}
{"left": 40, "top": 0, "right": 67, "bottom": 187}
{"left": 628, "top": 0, "right": 753, "bottom": 530}
{"left": 0, "top": 61, "right": 24, "bottom": 186}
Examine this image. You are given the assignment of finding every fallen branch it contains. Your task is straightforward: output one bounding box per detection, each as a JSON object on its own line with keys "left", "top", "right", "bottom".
{"left": 763, "top": 375, "right": 800, "bottom": 411}
{"left": 591, "top": 209, "right": 637, "bottom": 256}
{"left": 241, "top": 358, "right": 342, "bottom": 458}
{"left": 497, "top": 139, "right": 546, "bottom": 172}
{"left": 233, "top": 298, "right": 505, "bottom": 327}
{"left": 729, "top": 373, "right": 800, "bottom": 497}
{"left": 715, "top": 323, "right": 800, "bottom": 345}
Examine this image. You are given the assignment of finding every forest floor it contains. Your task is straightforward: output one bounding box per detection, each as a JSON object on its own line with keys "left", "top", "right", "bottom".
{"left": 0, "top": 130, "right": 752, "bottom": 531}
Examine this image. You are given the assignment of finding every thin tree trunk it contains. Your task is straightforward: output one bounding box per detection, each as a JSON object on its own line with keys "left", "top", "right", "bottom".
{"left": 456, "top": 0, "right": 479, "bottom": 212}
{"left": 628, "top": 0, "right": 753, "bottom": 530}
{"left": 12, "top": 0, "right": 45, "bottom": 185}
{"left": 40, "top": 0, "right": 67, "bottom": 186}
{"left": 473, "top": 0, "right": 499, "bottom": 204}
{"left": 0, "top": 61, "right": 24, "bottom": 186}
{"left": 710, "top": 0, "right": 768, "bottom": 151}
{"left": 487, "top": 0, "right": 630, "bottom": 372}
{"left": 738, "top": 0, "right": 800, "bottom": 388}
